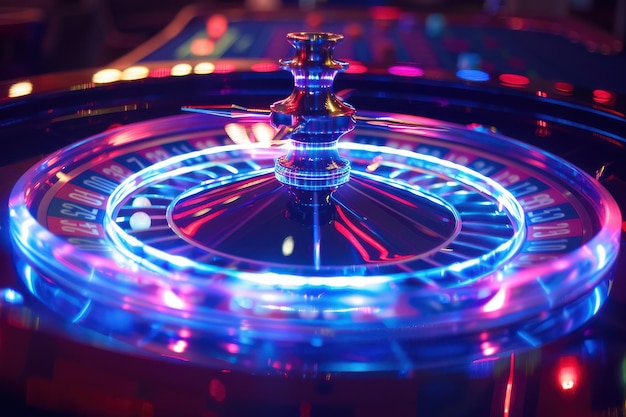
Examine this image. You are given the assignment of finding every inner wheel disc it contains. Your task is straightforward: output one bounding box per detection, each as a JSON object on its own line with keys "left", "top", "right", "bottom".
{"left": 107, "top": 136, "right": 524, "bottom": 281}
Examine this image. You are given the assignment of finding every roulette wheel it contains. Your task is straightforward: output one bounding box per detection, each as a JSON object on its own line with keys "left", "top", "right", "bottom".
{"left": 1, "top": 4, "right": 625, "bottom": 417}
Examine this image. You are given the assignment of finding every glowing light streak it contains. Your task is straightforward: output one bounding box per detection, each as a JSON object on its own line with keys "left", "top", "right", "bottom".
{"left": 558, "top": 357, "right": 579, "bottom": 391}
{"left": 246, "top": 160, "right": 262, "bottom": 171}
{"left": 71, "top": 299, "right": 92, "bottom": 323}
{"left": 160, "top": 354, "right": 189, "bottom": 362}
{"left": 592, "top": 287, "right": 602, "bottom": 315}
{"left": 334, "top": 221, "right": 371, "bottom": 262}
{"left": 483, "top": 288, "right": 506, "bottom": 312}
{"left": 351, "top": 177, "right": 419, "bottom": 209}
{"left": 21, "top": 264, "right": 36, "bottom": 295}
{"left": 388, "top": 169, "right": 408, "bottom": 179}
{"left": 8, "top": 81, "right": 33, "bottom": 97}
{"left": 222, "top": 195, "right": 241, "bottom": 205}
{"left": 503, "top": 354, "right": 515, "bottom": 417}
{"left": 448, "top": 257, "right": 478, "bottom": 271}
{"left": 220, "top": 163, "right": 239, "bottom": 174}
{"left": 335, "top": 205, "right": 414, "bottom": 262}
{"left": 516, "top": 330, "right": 540, "bottom": 347}
{"left": 596, "top": 244, "right": 607, "bottom": 269}
{"left": 173, "top": 184, "right": 265, "bottom": 218}
{"left": 238, "top": 271, "right": 390, "bottom": 289}
{"left": 179, "top": 183, "right": 283, "bottom": 254}
{"left": 178, "top": 208, "right": 226, "bottom": 236}
{"left": 52, "top": 105, "right": 140, "bottom": 125}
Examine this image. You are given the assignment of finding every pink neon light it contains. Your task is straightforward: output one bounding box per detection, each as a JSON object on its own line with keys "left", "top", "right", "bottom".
{"left": 346, "top": 63, "right": 368, "bottom": 74}
{"left": 251, "top": 62, "right": 279, "bottom": 72}
{"left": 388, "top": 65, "right": 424, "bottom": 77}
{"left": 499, "top": 73, "right": 530, "bottom": 87}
{"left": 168, "top": 339, "right": 188, "bottom": 353}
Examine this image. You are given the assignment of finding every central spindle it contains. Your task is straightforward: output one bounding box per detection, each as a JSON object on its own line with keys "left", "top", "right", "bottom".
{"left": 270, "top": 32, "right": 356, "bottom": 191}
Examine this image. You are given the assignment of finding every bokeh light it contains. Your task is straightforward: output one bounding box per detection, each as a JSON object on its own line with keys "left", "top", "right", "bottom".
{"left": 121, "top": 66, "right": 149, "bottom": 81}
{"left": 206, "top": 14, "right": 228, "bottom": 39}
{"left": 388, "top": 65, "right": 424, "bottom": 77}
{"left": 499, "top": 73, "right": 530, "bottom": 87}
{"left": 171, "top": 63, "right": 193, "bottom": 76}
{"left": 456, "top": 69, "right": 490, "bottom": 82}
{"left": 190, "top": 38, "right": 215, "bottom": 56}
{"left": 194, "top": 62, "right": 216, "bottom": 74}
{"left": 8, "top": 81, "right": 33, "bottom": 97}
{"left": 92, "top": 68, "right": 122, "bottom": 84}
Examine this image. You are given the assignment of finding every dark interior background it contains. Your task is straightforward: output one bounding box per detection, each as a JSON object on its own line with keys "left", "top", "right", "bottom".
{"left": 0, "top": 0, "right": 623, "bottom": 81}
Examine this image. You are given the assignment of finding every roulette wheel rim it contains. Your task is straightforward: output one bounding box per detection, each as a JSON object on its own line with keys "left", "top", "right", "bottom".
{"left": 2, "top": 33, "right": 624, "bottom": 373}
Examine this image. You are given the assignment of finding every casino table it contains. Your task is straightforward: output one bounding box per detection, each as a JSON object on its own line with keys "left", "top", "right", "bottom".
{"left": 1, "top": 3, "right": 626, "bottom": 417}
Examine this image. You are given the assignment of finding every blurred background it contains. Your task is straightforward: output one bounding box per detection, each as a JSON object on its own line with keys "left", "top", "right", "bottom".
{"left": 0, "top": 0, "right": 624, "bottom": 81}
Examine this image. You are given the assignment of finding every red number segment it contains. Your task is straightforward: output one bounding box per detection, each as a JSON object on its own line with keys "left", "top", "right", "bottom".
{"left": 47, "top": 216, "right": 105, "bottom": 237}
{"left": 55, "top": 185, "right": 107, "bottom": 208}
{"left": 527, "top": 219, "right": 583, "bottom": 241}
